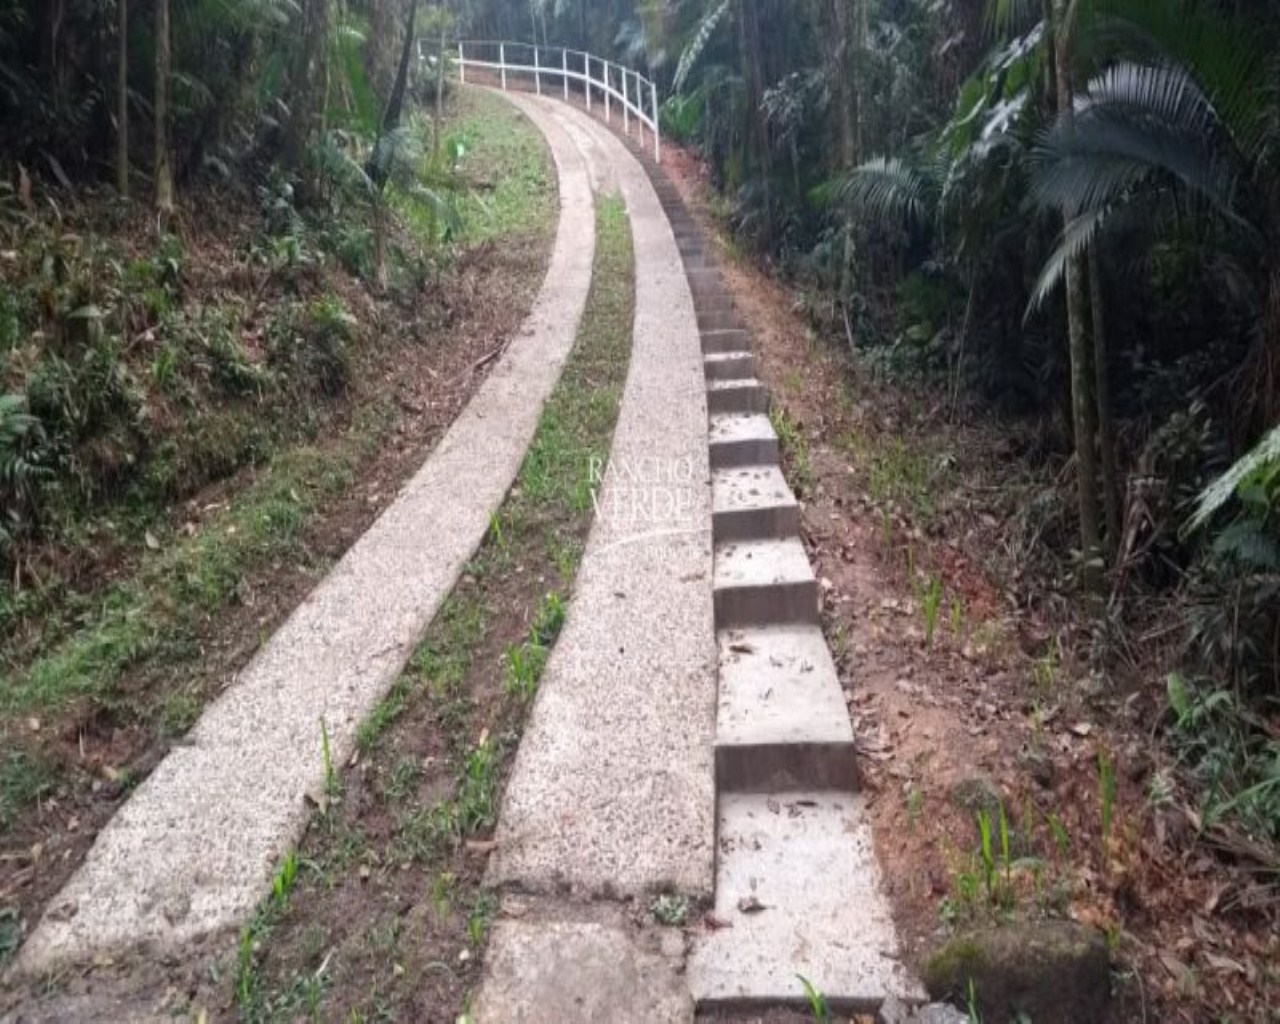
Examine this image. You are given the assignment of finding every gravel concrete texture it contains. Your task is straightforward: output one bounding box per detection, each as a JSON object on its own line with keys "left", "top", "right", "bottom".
{"left": 8, "top": 89, "right": 598, "bottom": 979}
{"left": 474, "top": 917, "right": 693, "bottom": 1024}
{"left": 486, "top": 97, "right": 717, "bottom": 899}
{"left": 689, "top": 792, "right": 924, "bottom": 1009}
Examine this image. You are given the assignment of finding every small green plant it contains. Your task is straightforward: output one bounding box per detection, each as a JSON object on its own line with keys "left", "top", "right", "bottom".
{"left": 532, "top": 591, "right": 566, "bottom": 645}
{"left": 467, "top": 890, "right": 496, "bottom": 946}
{"left": 1098, "top": 749, "right": 1117, "bottom": 847}
{"left": 455, "top": 739, "right": 499, "bottom": 835}
{"left": 320, "top": 716, "right": 338, "bottom": 797}
{"left": 797, "top": 974, "right": 831, "bottom": 1023}
{"left": 487, "top": 510, "right": 508, "bottom": 554}
{"left": 967, "top": 977, "right": 983, "bottom": 1023}
{"left": 977, "top": 808, "right": 996, "bottom": 901}
{"left": 272, "top": 849, "right": 299, "bottom": 908}
{"left": 920, "top": 573, "right": 943, "bottom": 645}
{"left": 651, "top": 893, "right": 690, "bottom": 926}
{"left": 950, "top": 594, "right": 965, "bottom": 638}
{"left": 906, "top": 785, "right": 924, "bottom": 828}
{"left": 1046, "top": 810, "right": 1071, "bottom": 859}
{"left": 770, "top": 405, "right": 815, "bottom": 494}
{"left": 431, "top": 871, "right": 456, "bottom": 919}
{"left": 1033, "top": 638, "right": 1060, "bottom": 689}
{"left": 504, "top": 641, "right": 548, "bottom": 699}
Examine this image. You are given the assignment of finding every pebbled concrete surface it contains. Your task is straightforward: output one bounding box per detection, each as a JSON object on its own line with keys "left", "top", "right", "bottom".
{"left": 475, "top": 909, "right": 693, "bottom": 1024}
{"left": 487, "top": 97, "right": 717, "bottom": 900}
{"left": 689, "top": 792, "right": 923, "bottom": 1010}
{"left": 8, "top": 89, "right": 598, "bottom": 980}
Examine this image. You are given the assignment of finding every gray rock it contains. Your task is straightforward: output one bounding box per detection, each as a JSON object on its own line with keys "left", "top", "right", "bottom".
{"left": 923, "top": 919, "right": 1111, "bottom": 1024}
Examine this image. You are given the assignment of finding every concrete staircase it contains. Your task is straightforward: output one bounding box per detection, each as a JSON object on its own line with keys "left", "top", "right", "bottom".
{"left": 647, "top": 176, "right": 922, "bottom": 1014}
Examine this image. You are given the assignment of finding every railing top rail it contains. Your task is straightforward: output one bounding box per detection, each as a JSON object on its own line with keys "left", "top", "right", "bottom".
{"left": 453, "top": 39, "right": 657, "bottom": 88}
{"left": 450, "top": 38, "right": 661, "bottom": 162}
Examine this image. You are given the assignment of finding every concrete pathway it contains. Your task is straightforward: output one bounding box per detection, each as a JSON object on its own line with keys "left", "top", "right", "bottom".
{"left": 486, "top": 97, "right": 716, "bottom": 899}
{"left": 475, "top": 95, "right": 921, "bottom": 1021}
{"left": 8, "top": 94, "right": 598, "bottom": 980}
{"left": 475, "top": 93, "right": 714, "bottom": 1024}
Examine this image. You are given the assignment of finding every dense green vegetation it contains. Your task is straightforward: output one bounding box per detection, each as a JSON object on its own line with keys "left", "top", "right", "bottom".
{"left": 541, "top": 0, "right": 1280, "bottom": 850}
{"left": 0, "top": 2, "right": 561, "bottom": 840}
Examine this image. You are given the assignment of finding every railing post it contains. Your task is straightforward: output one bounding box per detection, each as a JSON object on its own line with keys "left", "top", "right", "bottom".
{"left": 562, "top": 49, "right": 569, "bottom": 101}
{"left": 652, "top": 80, "right": 660, "bottom": 162}
{"left": 622, "top": 67, "right": 629, "bottom": 134}
{"left": 534, "top": 46, "right": 541, "bottom": 95}
{"left": 457, "top": 41, "right": 465, "bottom": 84}
{"left": 604, "top": 61, "right": 611, "bottom": 123}
{"left": 500, "top": 42, "right": 507, "bottom": 91}
{"left": 636, "top": 73, "right": 645, "bottom": 147}
{"left": 585, "top": 54, "right": 592, "bottom": 112}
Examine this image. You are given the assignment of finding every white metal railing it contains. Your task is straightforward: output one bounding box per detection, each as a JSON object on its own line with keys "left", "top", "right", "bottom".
{"left": 448, "top": 40, "right": 661, "bottom": 163}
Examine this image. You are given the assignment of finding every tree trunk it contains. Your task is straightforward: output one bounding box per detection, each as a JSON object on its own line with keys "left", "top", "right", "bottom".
{"left": 382, "top": 0, "right": 420, "bottom": 134}
{"left": 1052, "top": 0, "right": 1102, "bottom": 592}
{"left": 367, "top": 0, "right": 398, "bottom": 99}
{"left": 1088, "top": 245, "right": 1120, "bottom": 555}
{"left": 434, "top": 1, "right": 447, "bottom": 157}
{"left": 287, "top": 0, "right": 330, "bottom": 176}
{"left": 740, "top": 0, "right": 773, "bottom": 243}
{"left": 154, "top": 0, "right": 174, "bottom": 221}
{"left": 116, "top": 0, "right": 128, "bottom": 197}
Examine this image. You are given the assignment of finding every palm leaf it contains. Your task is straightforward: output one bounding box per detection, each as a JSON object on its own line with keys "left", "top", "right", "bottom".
{"left": 1024, "top": 205, "right": 1109, "bottom": 315}
{"left": 835, "top": 157, "right": 936, "bottom": 229}
{"left": 1032, "top": 62, "right": 1255, "bottom": 238}
{"left": 1190, "top": 424, "right": 1280, "bottom": 532}
{"left": 674, "top": 0, "right": 731, "bottom": 95}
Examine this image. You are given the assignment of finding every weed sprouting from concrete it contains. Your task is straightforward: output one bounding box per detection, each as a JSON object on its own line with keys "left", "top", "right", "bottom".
{"left": 797, "top": 974, "right": 831, "bottom": 1023}
{"left": 651, "top": 892, "right": 690, "bottom": 926}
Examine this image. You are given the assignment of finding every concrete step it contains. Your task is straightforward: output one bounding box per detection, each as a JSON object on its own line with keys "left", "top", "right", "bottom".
{"left": 711, "top": 464, "right": 796, "bottom": 541}
{"left": 707, "top": 378, "right": 769, "bottom": 417}
{"left": 698, "top": 307, "right": 741, "bottom": 332}
{"left": 686, "top": 270, "right": 725, "bottom": 303}
{"left": 704, "top": 351, "right": 756, "bottom": 382}
{"left": 693, "top": 294, "right": 735, "bottom": 314}
{"left": 709, "top": 413, "right": 778, "bottom": 470}
{"left": 688, "top": 792, "right": 922, "bottom": 1012}
{"left": 714, "top": 536, "right": 818, "bottom": 627}
{"left": 701, "top": 329, "right": 750, "bottom": 355}
{"left": 715, "top": 625, "right": 856, "bottom": 792}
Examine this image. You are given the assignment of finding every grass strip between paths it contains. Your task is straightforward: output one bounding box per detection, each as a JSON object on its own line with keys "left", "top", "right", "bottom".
{"left": 230, "top": 196, "right": 635, "bottom": 1023}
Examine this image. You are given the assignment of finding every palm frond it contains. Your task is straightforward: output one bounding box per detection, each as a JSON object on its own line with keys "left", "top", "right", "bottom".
{"left": 835, "top": 157, "right": 936, "bottom": 229}
{"left": 673, "top": 0, "right": 731, "bottom": 95}
{"left": 1032, "top": 62, "right": 1253, "bottom": 235}
{"left": 1087, "top": 0, "right": 1267, "bottom": 156}
{"left": 1190, "top": 424, "right": 1280, "bottom": 532}
{"left": 985, "top": 0, "right": 1041, "bottom": 41}
{"left": 1024, "top": 205, "right": 1110, "bottom": 316}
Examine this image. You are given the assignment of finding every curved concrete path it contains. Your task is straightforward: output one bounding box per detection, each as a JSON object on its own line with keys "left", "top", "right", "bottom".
{"left": 476, "top": 95, "right": 715, "bottom": 1024}
{"left": 8, "top": 94, "right": 598, "bottom": 980}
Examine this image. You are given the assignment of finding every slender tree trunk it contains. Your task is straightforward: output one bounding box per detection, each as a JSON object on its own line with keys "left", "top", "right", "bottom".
{"left": 1052, "top": 0, "right": 1102, "bottom": 592}
{"left": 116, "top": 0, "right": 128, "bottom": 196}
{"left": 434, "top": 1, "right": 447, "bottom": 157}
{"left": 382, "top": 0, "right": 420, "bottom": 134}
{"left": 154, "top": 0, "right": 174, "bottom": 221}
{"left": 740, "top": 0, "right": 772, "bottom": 243}
{"left": 287, "top": 0, "right": 330, "bottom": 177}
{"left": 1088, "top": 245, "right": 1120, "bottom": 555}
